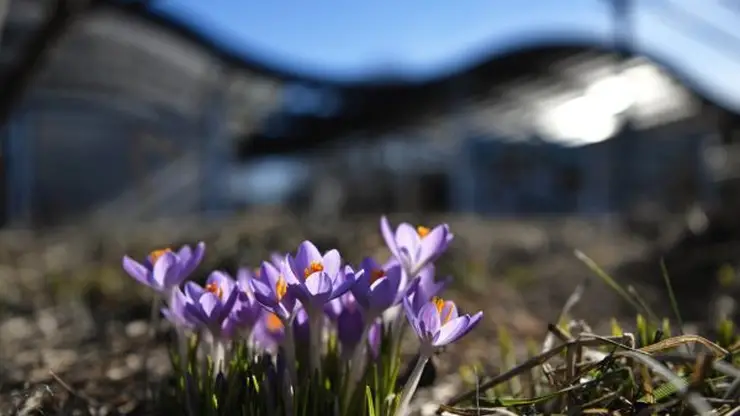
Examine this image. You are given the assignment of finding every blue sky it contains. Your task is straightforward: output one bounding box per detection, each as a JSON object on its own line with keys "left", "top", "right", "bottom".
{"left": 150, "top": 0, "right": 740, "bottom": 111}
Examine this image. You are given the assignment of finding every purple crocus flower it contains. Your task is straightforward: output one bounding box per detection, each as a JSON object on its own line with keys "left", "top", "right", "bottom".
{"left": 396, "top": 294, "right": 479, "bottom": 416}
{"left": 367, "top": 319, "right": 382, "bottom": 360}
{"left": 161, "top": 286, "right": 195, "bottom": 331}
{"left": 324, "top": 290, "right": 348, "bottom": 321}
{"left": 122, "top": 242, "right": 205, "bottom": 296}
{"left": 407, "top": 264, "right": 452, "bottom": 315}
{"left": 251, "top": 311, "right": 286, "bottom": 352}
{"left": 352, "top": 258, "right": 403, "bottom": 316}
{"left": 182, "top": 271, "right": 239, "bottom": 338}
{"left": 334, "top": 293, "right": 363, "bottom": 351}
{"left": 293, "top": 307, "right": 311, "bottom": 345}
{"left": 238, "top": 252, "right": 285, "bottom": 288}
{"left": 236, "top": 267, "right": 256, "bottom": 293}
{"left": 327, "top": 291, "right": 383, "bottom": 360}
{"left": 251, "top": 308, "right": 310, "bottom": 352}
{"left": 403, "top": 295, "right": 482, "bottom": 353}
{"left": 284, "top": 241, "right": 356, "bottom": 308}
{"left": 380, "top": 216, "right": 452, "bottom": 276}
{"left": 250, "top": 260, "right": 298, "bottom": 321}
{"left": 269, "top": 252, "right": 286, "bottom": 268}
{"left": 223, "top": 282, "right": 263, "bottom": 339}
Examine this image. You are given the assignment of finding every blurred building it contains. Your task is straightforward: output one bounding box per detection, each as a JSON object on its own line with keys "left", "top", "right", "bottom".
{"left": 0, "top": 0, "right": 734, "bottom": 227}
{"left": 0, "top": 0, "right": 286, "bottom": 227}
{"left": 238, "top": 46, "right": 725, "bottom": 218}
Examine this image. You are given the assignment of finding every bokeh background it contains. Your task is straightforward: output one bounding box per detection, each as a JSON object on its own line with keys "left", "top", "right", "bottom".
{"left": 1, "top": 0, "right": 740, "bottom": 413}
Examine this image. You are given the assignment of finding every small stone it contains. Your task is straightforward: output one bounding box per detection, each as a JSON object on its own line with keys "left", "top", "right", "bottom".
{"left": 106, "top": 366, "right": 130, "bottom": 381}
{"left": 125, "top": 321, "right": 148, "bottom": 338}
{"left": 36, "top": 310, "right": 59, "bottom": 339}
{"left": 0, "top": 317, "right": 35, "bottom": 341}
{"left": 125, "top": 354, "right": 143, "bottom": 371}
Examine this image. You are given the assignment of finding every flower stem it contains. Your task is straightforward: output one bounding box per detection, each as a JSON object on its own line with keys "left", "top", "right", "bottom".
{"left": 394, "top": 353, "right": 430, "bottom": 416}
{"left": 149, "top": 294, "right": 161, "bottom": 339}
{"left": 176, "top": 329, "right": 195, "bottom": 416}
{"left": 211, "top": 338, "right": 227, "bottom": 376}
{"left": 344, "top": 323, "right": 372, "bottom": 402}
{"left": 143, "top": 295, "right": 161, "bottom": 405}
{"left": 309, "top": 310, "right": 324, "bottom": 377}
{"left": 282, "top": 319, "right": 299, "bottom": 391}
{"left": 281, "top": 321, "right": 298, "bottom": 416}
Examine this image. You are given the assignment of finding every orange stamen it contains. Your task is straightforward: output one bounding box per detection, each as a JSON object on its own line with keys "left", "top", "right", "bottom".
{"left": 205, "top": 282, "right": 224, "bottom": 300}
{"left": 266, "top": 313, "right": 284, "bottom": 332}
{"left": 303, "top": 261, "right": 324, "bottom": 278}
{"left": 370, "top": 269, "right": 386, "bottom": 283}
{"left": 432, "top": 296, "right": 454, "bottom": 324}
{"left": 275, "top": 276, "right": 287, "bottom": 301}
{"left": 432, "top": 296, "right": 444, "bottom": 313}
{"left": 416, "top": 226, "right": 430, "bottom": 238}
{"left": 148, "top": 248, "right": 172, "bottom": 265}
{"left": 253, "top": 267, "right": 261, "bottom": 277}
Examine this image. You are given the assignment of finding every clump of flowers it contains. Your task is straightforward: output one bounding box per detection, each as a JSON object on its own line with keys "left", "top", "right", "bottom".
{"left": 123, "top": 216, "right": 482, "bottom": 416}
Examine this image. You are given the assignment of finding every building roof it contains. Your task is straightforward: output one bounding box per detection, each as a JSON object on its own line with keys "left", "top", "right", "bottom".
{"left": 237, "top": 40, "right": 724, "bottom": 158}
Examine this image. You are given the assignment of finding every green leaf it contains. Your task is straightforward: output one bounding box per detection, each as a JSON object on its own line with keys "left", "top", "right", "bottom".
{"left": 365, "top": 385, "right": 377, "bottom": 416}
{"left": 610, "top": 318, "right": 623, "bottom": 337}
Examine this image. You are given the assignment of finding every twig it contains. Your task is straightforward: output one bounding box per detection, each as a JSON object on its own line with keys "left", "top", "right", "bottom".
{"left": 49, "top": 369, "right": 98, "bottom": 406}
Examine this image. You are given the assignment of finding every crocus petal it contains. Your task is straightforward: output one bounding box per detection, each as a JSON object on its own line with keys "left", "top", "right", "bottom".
{"left": 122, "top": 256, "right": 151, "bottom": 286}
{"left": 441, "top": 301, "right": 459, "bottom": 323}
{"left": 184, "top": 302, "right": 208, "bottom": 326}
{"left": 161, "top": 307, "right": 177, "bottom": 325}
{"left": 185, "top": 281, "right": 205, "bottom": 301}
{"left": 269, "top": 252, "right": 285, "bottom": 268}
{"left": 236, "top": 268, "right": 254, "bottom": 295}
{"left": 417, "top": 226, "right": 448, "bottom": 271}
{"left": 304, "top": 273, "right": 333, "bottom": 304}
{"left": 260, "top": 261, "right": 282, "bottom": 289}
{"left": 368, "top": 321, "right": 382, "bottom": 359}
{"left": 403, "top": 296, "right": 421, "bottom": 335}
{"left": 360, "top": 257, "right": 382, "bottom": 274}
{"left": 176, "top": 242, "right": 205, "bottom": 278}
{"left": 295, "top": 241, "right": 322, "bottom": 271}
{"left": 383, "top": 264, "right": 403, "bottom": 293}
{"left": 411, "top": 265, "right": 446, "bottom": 312}
{"left": 351, "top": 268, "right": 372, "bottom": 308}
{"left": 219, "top": 287, "right": 239, "bottom": 322}
{"left": 330, "top": 265, "right": 357, "bottom": 299}
{"left": 251, "top": 279, "right": 278, "bottom": 307}
{"left": 370, "top": 272, "right": 401, "bottom": 311}
{"left": 153, "top": 251, "right": 181, "bottom": 289}
{"left": 177, "top": 245, "right": 192, "bottom": 264}
{"left": 322, "top": 249, "right": 342, "bottom": 279}
{"left": 432, "top": 316, "right": 470, "bottom": 347}
{"left": 170, "top": 287, "right": 188, "bottom": 314}
{"left": 380, "top": 216, "right": 400, "bottom": 258}
{"left": 199, "top": 292, "right": 222, "bottom": 321}
{"left": 283, "top": 255, "right": 302, "bottom": 285}
{"left": 433, "top": 312, "right": 483, "bottom": 347}
{"left": 207, "top": 271, "right": 230, "bottom": 286}
{"left": 397, "top": 247, "right": 415, "bottom": 273}
{"left": 395, "top": 223, "right": 420, "bottom": 252}
{"left": 184, "top": 242, "right": 206, "bottom": 275}
{"left": 417, "top": 302, "right": 442, "bottom": 338}
{"left": 336, "top": 307, "right": 364, "bottom": 350}
{"left": 230, "top": 292, "right": 260, "bottom": 327}
{"left": 293, "top": 307, "right": 311, "bottom": 344}
{"left": 325, "top": 297, "right": 343, "bottom": 320}
{"left": 287, "top": 279, "right": 312, "bottom": 303}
